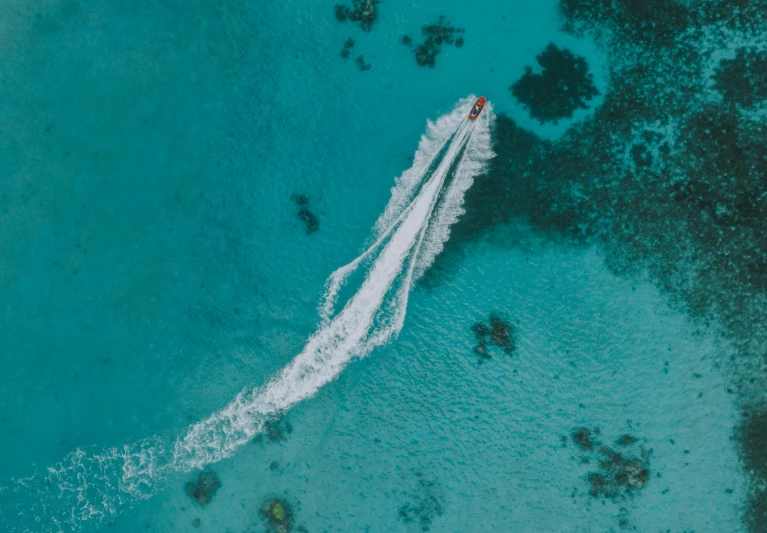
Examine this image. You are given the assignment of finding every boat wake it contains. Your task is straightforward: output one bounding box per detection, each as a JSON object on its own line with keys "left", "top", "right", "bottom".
{"left": 0, "top": 96, "right": 495, "bottom": 532}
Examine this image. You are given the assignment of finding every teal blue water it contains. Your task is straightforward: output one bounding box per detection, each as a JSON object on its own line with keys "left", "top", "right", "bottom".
{"left": 0, "top": 0, "right": 748, "bottom": 531}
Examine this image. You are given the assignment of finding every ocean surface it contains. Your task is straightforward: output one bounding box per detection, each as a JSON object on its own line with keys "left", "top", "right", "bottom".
{"left": 0, "top": 0, "right": 762, "bottom": 531}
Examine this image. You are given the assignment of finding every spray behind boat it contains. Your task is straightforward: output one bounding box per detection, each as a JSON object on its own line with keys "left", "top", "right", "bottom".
{"left": 0, "top": 96, "right": 495, "bottom": 533}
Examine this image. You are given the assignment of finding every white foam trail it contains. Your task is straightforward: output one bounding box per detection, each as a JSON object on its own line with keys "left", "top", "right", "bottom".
{"left": 1, "top": 96, "right": 494, "bottom": 532}
{"left": 173, "top": 97, "right": 487, "bottom": 468}
{"left": 415, "top": 101, "right": 496, "bottom": 279}
{"left": 373, "top": 100, "right": 472, "bottom": 238}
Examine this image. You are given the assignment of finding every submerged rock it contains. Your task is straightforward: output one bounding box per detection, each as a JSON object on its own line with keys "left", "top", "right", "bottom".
{"left": 510, "top": 43, "right": 599, "bottom": 124}
{"left": 261, "top": 498, "right": 294, "bottom": 533}
{"left": 185, "top": 470, "right": 221, "bottom": 507}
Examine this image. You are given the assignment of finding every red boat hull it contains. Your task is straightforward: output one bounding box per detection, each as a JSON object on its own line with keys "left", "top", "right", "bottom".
{"left": 468, "top": 96, "right": 486, "bottom": 120}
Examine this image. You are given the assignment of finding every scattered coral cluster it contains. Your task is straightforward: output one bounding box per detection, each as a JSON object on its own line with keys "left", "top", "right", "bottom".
{"left": 340, "top": 38, "right": 355, "bottom": 58}
{"left": 339, "top": 39, "right": 371, "bottom": 71}
{"left": 567, "top": 427, "right": 651, "bottom": 529}
{"left": 510, "top": 43, "right": 600, "bottom": 124}
{"left": 402, "top": 16, "right": 465, "bottom": 68}
{"left": 184, "top": 469, "right": 307, "bottom": 532}
{"left": 470, "top": 313, "right": 516, "bottom": 361}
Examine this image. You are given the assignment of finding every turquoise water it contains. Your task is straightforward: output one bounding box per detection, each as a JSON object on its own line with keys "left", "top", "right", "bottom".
{"left": 0, "top": 0, "right": 754, "bottom": 531}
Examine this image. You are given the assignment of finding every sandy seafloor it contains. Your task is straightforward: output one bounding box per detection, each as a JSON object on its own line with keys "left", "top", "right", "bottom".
{"left": 0, "top": 0, "right": 753, "bottom": 531}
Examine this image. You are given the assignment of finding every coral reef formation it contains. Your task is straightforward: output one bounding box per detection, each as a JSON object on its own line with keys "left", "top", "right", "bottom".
{"left": 510, "top": 43, "right": 600, "bottom": 124}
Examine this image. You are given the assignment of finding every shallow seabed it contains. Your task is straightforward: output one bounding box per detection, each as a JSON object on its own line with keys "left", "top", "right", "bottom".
{"left": 0, "top": 0, "right": 755, "bottom": 531}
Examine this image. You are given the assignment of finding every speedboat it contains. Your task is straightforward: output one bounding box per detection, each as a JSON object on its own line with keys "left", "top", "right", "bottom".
{"left": 468, "top": 96, "right": 486, "bottom": 120}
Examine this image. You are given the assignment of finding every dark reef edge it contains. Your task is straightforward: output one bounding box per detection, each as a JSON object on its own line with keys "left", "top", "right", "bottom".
{"left": 421, "top": 1, "right": 767, "bottom": 531}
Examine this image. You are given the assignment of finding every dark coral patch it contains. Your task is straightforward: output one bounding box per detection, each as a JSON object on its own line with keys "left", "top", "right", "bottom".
{"left": 559, "top": 0, "right": 692, "bottom": 47}
{"left": 473, "top": 341, "right": 491, "bottom": 361}
{"left": 572, "top": 427, "right": 596, "bottom": 451}
{"left": 564, "top": 427, "right": 650, "bottom": 510}
{"left": 291, "top": 193, "right": 308, "bottom": 207}
{"left": 617, "top": 434, "right": 637, "bottom": 446}
{"left": 298, "top": 208, "right": 319, "bottom": 233}
{"left": 257, "top": 416, "right": 293, "bottom": 443}
{"left": 185, "top": 470, "right": 222, "bottom": 507}
{"left": 469, "top": 314, "right": 516, "bottom": 362}
{"left": 291, "top": 194, "right": 320, "bottom": 234}
{"left": 510, "top": 43, "right": 600, "bottom": 125}
{"left": 260, "top": 498, "right": 294, "bottom": 533}
{"left": 341, "top": 38, "right": 355, "bottom": 58}
{"left": 412, "top": 16, "right": 465, "bottom": 68}
{"left": 715, "top": 47, "right": 767, "bottom": 108}
{"left": 471, "top": 321, "right": 490, "bottom": 340}
{"left": 335, "top": 4, "right": 350, "bottom": 21}
{"left": 356, "top": 54, "right": 372, "bottom": 71}
{"left": 738, "top": 409, "right": 767, "bottom": 531}
{"left": 334, "top": 0, "right": 379, "bottom": 31}
{"left": 398, "top": 473, "right": 445, "bottom": 531}
{"left": 588, "top": 445, "right": 650, "bottom": 500}
{"left": 489, "top": 314, "right": 515, "bottom": 354}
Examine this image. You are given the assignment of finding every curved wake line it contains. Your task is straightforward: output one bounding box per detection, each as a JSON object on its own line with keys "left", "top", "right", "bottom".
{"left": 0, "top": 96, "right": 495, "bottom": 533}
